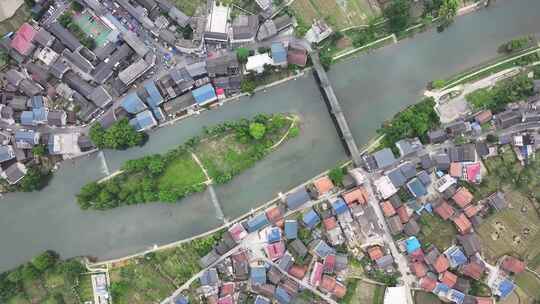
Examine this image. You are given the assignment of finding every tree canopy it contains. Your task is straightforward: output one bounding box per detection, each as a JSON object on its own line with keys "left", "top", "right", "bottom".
{"left": 89, "top": 118, "right": 144, "bottom": 150}
{"left": 465, "top": 74, "right": 534, "bottom": 112}
{"left": 384, "top": 0, "right": 411, "bottom": 33}
{"left": 437, "top": 0, "right": 460, "bottom": 27}
{"left": 249, "top": 122, "right": 266, "bottom": 140}
{"left": 31, "top": 251, "right": 59, "bottom": 272}
{"left": 236, "top": 48, "right": 250, "bottom": 63}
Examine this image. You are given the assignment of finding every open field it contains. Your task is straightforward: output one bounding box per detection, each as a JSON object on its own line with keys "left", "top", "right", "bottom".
{"left": 514, "top": 271, "right": 540, "bottom": 301}
{"left": 158, "top": 153, "right": 206, "bottom": 191}
{"left": 414, "top": 291, "right": 444, "bottom": 304}
{"left": 291, "top": 0, "right": 380, "bottom": 30}
{"left": 341, "top": 280, "right": 380, "bottom": 304}
{"left": 477, "top": 190, "right": 540, "bottom": 263}
{"left": 418, "top": 213, "right": 457, "bottom": 251}
{"left": 74, "top": 11, "right": 111, "bottom": 47}
{"left": 0, "top": 4, "right": 29, "bottom": 36}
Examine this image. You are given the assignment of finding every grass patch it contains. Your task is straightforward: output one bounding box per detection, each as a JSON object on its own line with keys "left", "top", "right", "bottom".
{"left": 158, "top": 153, "right": 206, "bottom": 190}
{"left": 0, "top": 4, "right": 30, "bottom": 36}
{"left": 372, "top": 285, "right": 385, "bottom": 304}
{"left": 417, "top": 213, "right": 457, "bottom": 251}
{"left": 514, "top": 272, "right": 540, "bottom": 301}
{"left": 291, "top": 0, "right": 379, "bottom": 30}
{"left": 170, "top": 0, "right": 204, "bottom": 16}
{"left": 414, "top": 291, "right": 443, "bottom": 304}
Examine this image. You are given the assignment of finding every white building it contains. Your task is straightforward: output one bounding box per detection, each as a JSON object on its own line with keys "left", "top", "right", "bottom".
{"left": 91, "top": 273, "right": 110, "bottom": 304}
{"left": 245, "top": 53, "right": 273, "bottom": 74}
{"left": 374, "top": 175, "right": 397, "bottom": 199}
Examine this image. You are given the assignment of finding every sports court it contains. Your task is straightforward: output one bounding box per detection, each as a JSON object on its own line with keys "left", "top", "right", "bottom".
{"left": 74, "top": 11, "right": 111, "bottom": 47}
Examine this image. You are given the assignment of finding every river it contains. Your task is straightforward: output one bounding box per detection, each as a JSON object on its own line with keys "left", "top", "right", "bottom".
{"left": 1, "top": 0, "right": 539, "bottom": 272}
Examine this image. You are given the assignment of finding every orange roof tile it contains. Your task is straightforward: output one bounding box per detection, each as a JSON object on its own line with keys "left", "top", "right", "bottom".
{"left": 449, "top": 162, "right": 462, "bottom": 178}
{"left": 434, "top": 201, "right": 454, "bottom": 220}
{"left": 453, "top": 187, "right": 474, "bottom": 208}
{"left": 288, "top": 265, "right": 307, "bottom": 279}
{"left": 396, "top": 205, "right": 410, "bottom": 223}
{"left": 380, "top": 201, "right": 396, "bottom": 217}
{"left": 420, "top": 277, "right": 437, "bottom": 292}
{"left": 342, "top": 187, "right": 367, "bottom": 205}
{"left": 320, "top": 275, "right": 337, "bottom": 293}
{"left": 434, "top": 255, "right": 449, "bottom": 273}
{"left": 440, "top": 271, "right": 458, "bottom": 287}
{"left": 314, "top": 176, "right": 334, "bottom": 196}
{"left": 265, "top": 205, "right": 283, "bottom": 223}
{"left": 476, "top": 297, "right": 494, "bottom": 304}
{"left": 453, "top": 213, "right": 472, "bottom": 234}
{"left": 501, "top": 256, "right": 525, "bottom": 274}
{"left": 367, "top": 246, "right": 384, "bottom": 261}
{"left": 461, "top": 262, "right": 484, "bottom": 280}
{"left": 333, "top": 282, "right": 347, "bottom": 298}
{"left": 475, "top": 110, "right": 493, "bottom": 124}
{"left": 464, "top": 205, "right": 480, "bottom": 218}
{"left": 410, "top": 262, "right": 428, "bottom": 277}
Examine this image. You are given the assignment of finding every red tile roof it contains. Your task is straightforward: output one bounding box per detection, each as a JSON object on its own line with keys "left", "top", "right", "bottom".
{"left": 476, "top": 297, "right": 495, "bottom": 304}
{"left": 320, "top": 275, "right": 337, "bottom": 293}
{"left": 287, "top": 47, "right": 308, "bottom": 67}
{"left": 420, "top": 277, "right": 437, "bottom": 292}
{"left": 265, "top": 241, "right": 285, "bottom": 261}
{"left": 440, "top": 271, "right": 458, "bottom": 287}
{"left": 324, "top": 254, "right": 336, "bottom": 273}
{"left": 228, "top": 223, "right": 247, "bottom": 242}
{"left": 466, "top": 163, "right": 481, "bottom": 183}
{"left": 10, "top": 23, "right": 36, "bottom": 56}
{"left": 461, "top": 262, "right": 484, "bottom": 280}
{"left": 434, "top": 201, "right": 454, "bottom": 220}
{"left": 333, "top": 282, "right": 347, "bottom": 298}
{"left": 265, "top": 205, "right": 283, "bottom": 224}
{"left": 396, "top": 205, "right": 410, "bottom": 223}
{"left": 475, "top": 110, "right": 493, "bottom": 124}
{"left": 342, "top": 187, "right": 368, "bottom": 205}
{"left": 464, "top": 205, "right": 480, "bottom": 218}
{"left": 288, "top": 265, "right": 307, "bottom": 279}
{"left": 310, "top": 262, "right": 324, "bottom": 286}
{"left": 220, "top": 282, "right": 235, "bottom": 296}
{"left": 434, "top": 255, "right": 450, "bottom": 273}
{"left": 453, "top": 213, "right": 472, "bottom": 234}
{"left": 313, "top": 176, "right": 334, "bottom": 196}
{"left": 380, "top": 201, "right": 396, "bottom": 217}
{"left": 323, "top": 217, "right": 337, "bottom": 231}
{"left": 449, "top": 162, "right": 462, "bottom": 178}
{"left": 453, "top": 187, "right": 474, "bottom": 208}
{"left": 367, "top": 246, "right": 384, "bottom": 261}
{"left": 410, "top": 262, "right": 428, "bottom": 277}
{"left": 501, "top": 256, "right": 525, "bottom": 274}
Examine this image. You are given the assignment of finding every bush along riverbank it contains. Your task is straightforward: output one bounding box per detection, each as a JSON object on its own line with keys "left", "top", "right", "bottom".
{"left": 77, "top": 113, "right": 299, "bottom": 210}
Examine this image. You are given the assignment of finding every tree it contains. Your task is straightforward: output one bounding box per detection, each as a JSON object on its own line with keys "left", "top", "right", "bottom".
{"left": 77, "top": 182, "right": 101, "bottom": 209}
{"left": 71, "top": 1, "right": 84, "bottom": 12}
{"left": 32, "top": 145, "right": 46, "bottom": 157}
{"left": 258, "top": 46, "right": 270, "bottom": 54}
{"left": 90, "top": 118, "right": 144, "bottom": 150}
{"left": 19, "top": 166, "right": 50, "bottom": 192}
{"left": 21, "top": 264, "right": 40, "bottom": 280}
{"left": 6, "top": 268, "right": 22, "bottom": 283}
{"left": 319, "top": 52, "right": 332, "bottom": 71}
{"left": 240, "top": 79, "right": 256, "bottom": 94}
{"left": 486, "top": 134, "right": 497, "bottom": 143}
{"left": 236, "top": 47, "right": 250, "bottom": 63}
{"left": 384, "top": 0, "right": 411, "bottom": 33}
{"left": 60, "top": 260, "right": 85, "bottom": 281}
{"left": 438, "top": 0, "right": 460, "bottom": 28}
{"left": 31, "top": 251, "right": 59, "bottom": 272}
{"left": 329, "top": 166, "right": 345, "bottom": 186}
{"left": 249, "top": 123, "right": 266, "bottom": 140}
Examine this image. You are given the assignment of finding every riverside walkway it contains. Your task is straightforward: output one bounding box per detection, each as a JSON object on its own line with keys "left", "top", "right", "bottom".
{"left": 311, "top": 51, "right": 363, "bottom": 167}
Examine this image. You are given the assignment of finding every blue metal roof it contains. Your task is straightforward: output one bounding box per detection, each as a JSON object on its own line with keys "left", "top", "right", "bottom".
{"left": 121, "top": 92, "right": 147, "bottom": 114}
{"left": 286, "top": 187, "right": 310, "bottom": 210}
{"left": 144, "top": 81, "right": 164, "bottom": 108}
{"left": 313, "top": 240, "right": 335, "bottom": 258}
{"left": 271, "top": 42, "right": 287, "bottom": 65}
{"left": 267, "top": 227, "right": 281, "bottom": 243}
{"left": 498, "top": 278, "right": 515, "bottom": 298}
{"left": 129, "top": 110, "right": 157, "bottom": 131}
{"left": 407, "top": 178, "right": 427, "bottom": 197}
{"left": 0, "top": 146, "right": 14, "bottom": 163}
{"left": 405, "top": 236, "right": 421, "bottom": 254}
{"left": 250, "top": 266, "right": 266, "bottom": 285}
{"left": 152, "top": 107, "right": 165, "bottom": 122}
{"left": 448, "top": 289, "right": 465, "bottom": 304}
{"left": 274, "top": 287, "right": 291, "bottom": 304}
{"left": 447, "top": 247, "right": 467, "bottom": 267}
{"left": 32, "top": 107, "right": 47, "bottom": 122}
{"left": 247, "top": 213, "right": 270, "bottom": 232}
{"left": 302, "top": 208, "right": 320, "bottom": 228}
{"left": 20, "top": 111, "right": 35, "bottom": 125}
{"left": 173, "top": 295, "right": 188, "bottom": 304}
{"left": 331, "top": 198, "right": 348, "bottom": 215}
{"left": 254, "top": 296, "right": 270, "bottom": 304}
{"left": 434, "top": 283, "right": 450, "bottom": 295}
{"left": 15, "top": 130, "right": 38, "bottom": 145}
{"left": 284, "top": 220, "right": 298, "bottom": 240}
{"left": 192, "top": 84, "right": 217, "bottom": 105}
{"left": 30, "top": 95, "right": 44, "bottom": 108}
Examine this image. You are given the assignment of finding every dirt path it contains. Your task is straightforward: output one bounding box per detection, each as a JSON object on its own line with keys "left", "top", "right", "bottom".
{"left": 268, "top": 115, "right": 298, "bottom": 150}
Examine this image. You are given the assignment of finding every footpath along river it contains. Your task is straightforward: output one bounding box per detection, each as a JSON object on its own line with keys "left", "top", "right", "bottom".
{"left": 0, "top": 0, "right": 539, "bottom": 272}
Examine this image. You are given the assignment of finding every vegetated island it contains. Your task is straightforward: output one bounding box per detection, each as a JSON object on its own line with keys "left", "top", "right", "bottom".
{"left": 77, "top": 113, "right": 299, "bottom": 210}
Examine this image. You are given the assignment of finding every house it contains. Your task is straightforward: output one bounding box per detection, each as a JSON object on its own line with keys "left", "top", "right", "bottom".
{"left": 387, "top": 215, "right": 403, "bottom": 235}
{"left": 311, "top": 239, "right": 335, "bottom": 258}
{"left": 288, "top": 265, "right": 306, "bottom": 279}
{"left": 10, "top": 23, "right": 36, "bottom": 56}
{"left": 453, "top": 213, "right": 472, "bottom": 234}
{"left": 230, "top": 15, "right": 258, "bottom": 45}
{"left": 14, "top": 130, "right": 40, "bottom": 149}
{"left": 34, "top": 28, "right": 55, "bottom": 47}
{"left": 265, "top": 205, "right": 284, "bottom": 224}
{"left": 406, "top": 178, "right": 427, "bottom": 197}
{"left": 204, "top": 3, "right": 230, "bottom": 43}
{"left": 446, "top": 120, "right": 469, "bottom": 136}
{"left": 475, "top": 110, "right": 493, "bottom": 124}
{"left": 452, "top": 187, "right": 474, "bottom": 208}
{"left": 445, "top": 246, "right": 467, "bottom": 268}
{"left": 440, "top": 271, "right": 458, "bottom": 287}
{"left": 372, "top": 148, "right": 397, "bottom": 169}
{"left": 274, "top": 286, "right": 291, "bottom": 304}
{"left": 309, "top": 262, "right": 324, "bottom": 286}
{"left": 342, "top": 186, "right": 368, "bottom": 205}
{"left": 121, "top": 92, "right": 147, "bottom": 114}
{"left": 420, "top": 277, "right": 437, "bottom": 292}
{"left": 129, "top": 110, "right": 158, "bottom": 131}
{"left": 265, "top": 241, "right": 285, "bottom": 260}
{"left": 245, "top": 53, "right": 273, "bottom": 74}
{"left": 48, "top": 22, "right": 82, "bottom": 52}
{"left": 250, "top": 266, "right": 267, "bottom": 285}
{"left": 456, "top": 233, "right": 481, "bottom": 256}
{"left": 368, "top": 245, "right": 384, "bottom": 261}
{"left": 410, "top": 262, "right": 428, "bottom": 277}
{"left": 289, "top": 239, "right": 307, "bottom": 258}
{"left": 207, "top": 54, "right": 239, "bottom": 77}
{"left": 493, "top": 277, "right": 515, "bottom": 299}
{"left": 404, "top": 219, "right": 420, "bottom": 236}
{"left": 254, "top": 295, "right": 271, "bottom": 304}
{"left": 302, "top": 208, "right": 320, "bottom": 228}
{"left": 460, "top": 261, "right": 485, "bottom": 280}
{"left": 496, "top": 110, "right": 522, "bottom": 129}
{"left": 386, "top": 167, "right": 407, "bottom": 188}
{"left": 246, "top": 212, "right": 270, "bottom": 232}
{"left": 305, "top": 20, "right": 333, "bottom": 44}
{"left": 0, "top": 145, "right": 15, "bottom": 163}
{"left": 1, "top": 162, "right": 27, "bottom": 185}
{"left": 271, "top": 42, "right": 287, "bottom": 67}
{"left": 284, "top": 220, "right": 298, "bottom": 239}
{"left": 434, "top": 255, "right": 450, "bottom": 273}
{"left": 486, "top": 191, "right": 508, "bottom": 211}
{"left": 192, "top": 84, "right": 217, "bottom": 106}
{"left": 287, "top": 45, "right": 308, "bottom": 67}
{"left": 228, "top": 223, "right": 248, "bottom": 242}
{"left": 285, "top": 187, "right": 310, "bottom": 209}
{"left": 142, "top": 81, "right": 164, "bottom": 109}
{"left": 395, "top": 137, "right": 423, "bottom": 157}
{"left": 313, "top": 175, "right": 334, "bottom": 196}
{"left": 331, "top": 198, "right": 348, "bottom": 215}
{"left": 48, "top": 133, "right": 81, "bottom": 155}
{"left": 374, "top": 175, "right": 398, "bottom": 199}
{"left": 405, "top": 236, "right": 421, "bottom": 254}
{"left": 380, "top": 201, "right": 396, "bottom": 217}
{"left": 501, "top": 256, "right": 525, "bottom": 274}
{"left": 162, "top": 93, "right": 197, "bottom": 116}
